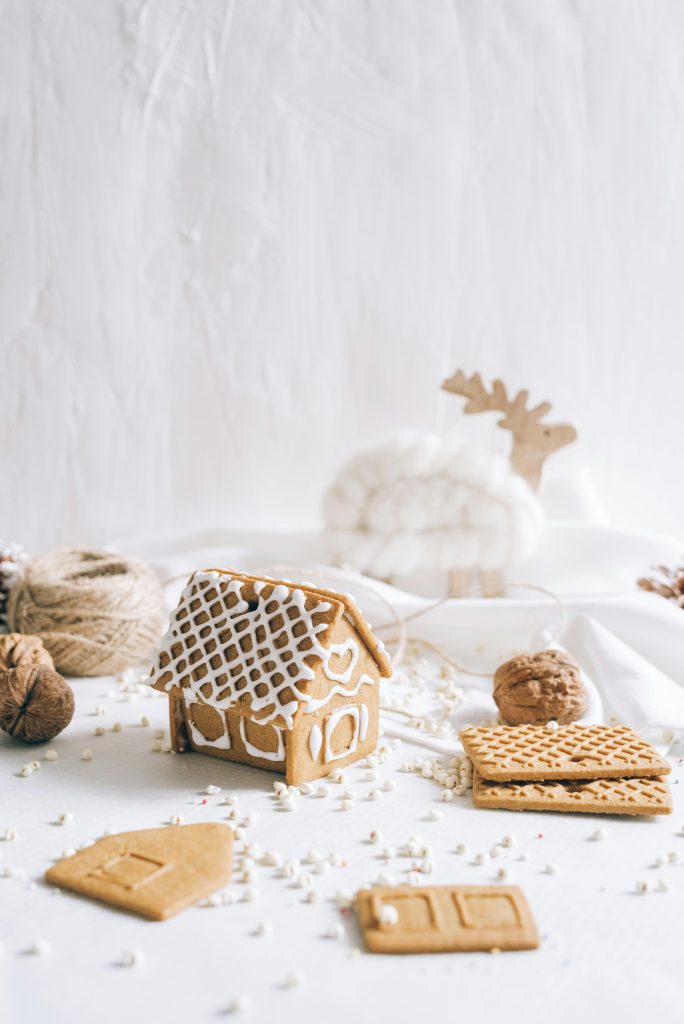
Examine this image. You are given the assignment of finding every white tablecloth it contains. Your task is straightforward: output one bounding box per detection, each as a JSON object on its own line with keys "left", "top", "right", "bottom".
{"left": 2, "top": 523, "right": 684, "bottom": 1023}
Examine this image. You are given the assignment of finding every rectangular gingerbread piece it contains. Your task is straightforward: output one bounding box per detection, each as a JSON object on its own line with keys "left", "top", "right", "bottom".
{"left": 460, "top": 723, "right": 671, "bottom": 782}
{"left": 356, "top": 884, "right": 539, "bottom": 954}
{"left": 472, "top": 771, "right": 673, "bottom": 816}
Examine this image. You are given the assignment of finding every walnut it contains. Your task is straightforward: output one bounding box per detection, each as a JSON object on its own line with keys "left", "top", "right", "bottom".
{"left": 0, "top": 664, "right": 74, "bottom": 743}
{"left": 493, "top": 650, "right": 586, "bottom": 726}
{"left": 0, "top": 633, "right": 54, "bottom": 672}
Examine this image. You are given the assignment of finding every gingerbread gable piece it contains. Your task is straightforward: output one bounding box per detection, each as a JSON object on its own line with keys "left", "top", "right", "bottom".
{"left": 149, "top": 569, "right": 391, "bottom": 785}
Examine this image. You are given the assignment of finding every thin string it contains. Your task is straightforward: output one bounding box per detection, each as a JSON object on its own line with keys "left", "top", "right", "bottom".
{"left": 162, "top": 564, "right": 566, "bottom": 681}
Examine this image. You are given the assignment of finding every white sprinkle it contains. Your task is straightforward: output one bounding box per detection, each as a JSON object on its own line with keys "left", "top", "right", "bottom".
{"left": 299, "top": 783, "right": 313, "bottom": 795}
{"left": 427, "top": 809, "right": 444, "bottom": 822}
{"left": 489, "top": 846, "right": 502, "bottom": 859}
{"left": 636, "top": 880, "right": 649, "bottom": 894}
{"left": 382, "top": 846, "right": 396, "bottom": 860}
{"left": 545, "top": 720, "right": 559, "bottom": 732}
{"left": 473, "top": 853, "right": 486, "bottom": 866}
{"left": 81, "top": 749, "right": 94, "bottom": 761}
{"left": 28, "top": 939, "right": 51, "bottom": 956}
{"left": 44, "top": 749, "right": 58, "bottom": 761}
{"left": 283, "top": 972, "right": 305, "bottom": 989}
{"left": 206, "top": 785, "right": 222, "bottom": 796}
{"left": 120, "top": 949, "right": 145, "bottom": 967}
{"left": 667, "top": 851, "right": 679, "bottom": 864}
{"left": 518, "top": 852, "right": 529, "bottom": 862}
{"left": 242, "top": 813, "right": 259, "bottom": 828}
{"left": 254, "top": 922, "right": 273, "bottom": 937}
{"left": 340, "top": 789, "right": 356, "bottom": 800}
{"left": 241, "top": 887, "right": 260, "bottom": 902}
{"left": 365, "top": 755, "right": 379, "bottom": 769}
{"left": 4, "top": 827, "right": 17, "bottom": 841}
{"left": 304, "top": 889, "right": 320, "bottom": 904}
{"left": 378, "top": 904, "right": 399, "bottom": 926}
{"left": 316, "top": 785, "right": 329, "bottom": 798}
{"left": 61, "top": 848, "right": 76, "bottom": 858}
{"left": 656, "top": 878, "right": 671, "bottom": 893}
{"left": 365, "top": 770, "right": 378, "bottom": 782}
{"left": 281, "top": 796, "right": 297, "bottom": 812}
{"left": 223, "top": 795, "right": 239, "bottom": 806}
{"left": 112, "top": 722, "right": 122, "bottom": 733}
{"left": 591, "top": 828, "right": 607, "bottom": 841}
{"left": 545, "top": 864, "right": 560, "bottom": 875}
{"left": 341, "top": 800, "right": 353, "bottom": 812}
{"left": 368, "top": 789, "right": 382, "bottom": 801}
{"left": 227, "top": 995, "right": 252, "bottom": 1014}
{"left": 335, "top": 889, "right": 354, "bottom": 908}
{"left": 382, "top": 779, "right": 396, "bottom": 793}
{"left": 455, "top": 842, "right": 468, "bottom": 855}
{"left": 313, "top": 861, "right": 330, "bottom": 876}
{"left": 326, "top": 922, "right": 344, "bottom": 940}
{"left": 169, "top": 815, "right": 184, "bottom": 826}
{"left": 57, "top": 812, "right": 74, "bottom": 826}
{"left": 500, "top": 835, "right": 516, "bottom": 848}
{"left": 496, "top": 867, "right": 509, "bottom": 882}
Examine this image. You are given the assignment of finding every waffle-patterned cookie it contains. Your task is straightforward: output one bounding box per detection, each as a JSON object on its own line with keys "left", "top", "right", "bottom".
{"left": 473, "top": 771, "right": 672, "bottom": 816}
{"left": 460, "top": 723, "right": 670, "bottom": 781}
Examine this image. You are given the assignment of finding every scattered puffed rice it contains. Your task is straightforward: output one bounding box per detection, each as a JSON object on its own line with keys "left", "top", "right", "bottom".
{"left": 112, "top": 723, "right": 122, "bottom": 733}
{"left": 378, "top": 904, "right": 399, "bottom": 926}
{"left": 340, "top": 800, "right": 353, "bottom": 811}
{"left": 545, "top": 720, "right": 559, "bottom": 732}
{"left": 283, "top": 972, "right": 305, "bottom": 990}
{"left": 45, "top": 749, "right": 58, "bottom": 761}
{"left": 169, "top": 815, "right": 184, "bottom": 826}
{"left": 206, "top": 784, "right": 222, "bottom": 795}
{"left": 120, "top": 949, "right": 145, "bottom": 967}
{"left": 227, "top": 995, "right": 252, "bottom": 1014}
{"left": 545, "top": 864, "right": 560, "bottom": 875}
{"left": 591, "top": 828, "right": 607, "bottom": 841}
{"left": 455, "top": 842, "right": 468, "bottom": 855}
{"left": 656, "top": 878, "right": 671, "bottom": 893}
{"left": 326, "top": 923, "right": 344, "bottom": 940}
{"left": 427, "top": 809, "right": 443, "bottom": 822}
{"left": 496, "top": 867, "right": 509, "bottom": 882}
{"left": 19, "top": 765, "right": 33, "bottom": 777}
{"left": 636, "top": 880, "right": 649, "bottom": 894}
{"left": 81, "top": 749, "right": 94, "bottom": 761}
{"left": 4, "top": 828, "right": 17, "bottom": 841}
{"left": 254, "top": 922, "right": 273, "bottom": 937}
{"left": 57, "top": 812, "right": 73, "bottom": 826}
{"left": 369, "top": 830, "right": 383, "bottom": 844}
{"left": 28, "top": 939, "right": 51, "bottom": 956}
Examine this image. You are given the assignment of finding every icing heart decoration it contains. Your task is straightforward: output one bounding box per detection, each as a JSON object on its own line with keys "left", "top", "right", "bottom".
{"left": 324, "top": 640, "right": 359, "bottom": 683}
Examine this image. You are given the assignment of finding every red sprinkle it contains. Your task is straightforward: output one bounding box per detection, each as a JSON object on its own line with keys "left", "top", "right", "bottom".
{"left": 535, "top": 833, "right": 544, "bottom": 839}
{"left": 201, "top": 799, "right": 208, "bottom": 805}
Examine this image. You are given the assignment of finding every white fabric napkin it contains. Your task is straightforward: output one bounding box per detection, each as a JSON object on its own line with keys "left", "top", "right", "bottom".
{"left": 563, "top": 614, "right": 684, "bottom": 743}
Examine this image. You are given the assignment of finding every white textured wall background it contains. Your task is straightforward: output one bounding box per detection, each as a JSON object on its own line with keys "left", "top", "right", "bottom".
{"left": 1, "top": 0, "right": 684, "bottom": 551}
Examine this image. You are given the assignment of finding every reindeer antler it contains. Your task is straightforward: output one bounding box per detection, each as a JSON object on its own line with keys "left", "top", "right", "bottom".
{"left": 441, "top": 370, "right": 577, "bottom": 491}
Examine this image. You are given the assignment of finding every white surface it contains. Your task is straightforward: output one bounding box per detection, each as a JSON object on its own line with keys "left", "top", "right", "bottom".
{"left": 3, "top": 523, "right": 684, "bottom": 1023}
{"left": 2, "top": 1, "right": 684, "bottom": 549}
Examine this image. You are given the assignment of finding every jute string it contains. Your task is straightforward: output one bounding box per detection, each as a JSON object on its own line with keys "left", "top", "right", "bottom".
{"left": 8, "top": 549, "right": 166, "bottom": 677}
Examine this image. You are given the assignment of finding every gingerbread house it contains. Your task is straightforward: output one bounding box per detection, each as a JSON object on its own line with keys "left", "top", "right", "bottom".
{"left": 149, "top": 569, "right": 392, "bottom": 785}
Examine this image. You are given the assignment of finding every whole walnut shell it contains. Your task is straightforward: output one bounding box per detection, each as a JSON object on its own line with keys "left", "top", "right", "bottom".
{"left": 493, "top": 650, "right": 586, "bottom": 726}
{"left": 0, "top": 633, "right": 54, "bottom": 672}
{"left": 0, "top": 664, "right": 74, "bottom": 743}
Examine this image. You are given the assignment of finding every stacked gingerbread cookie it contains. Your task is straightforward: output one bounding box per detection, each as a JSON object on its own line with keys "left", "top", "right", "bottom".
{"left": 460, "top": 723, "right": 672, "bottom": 816}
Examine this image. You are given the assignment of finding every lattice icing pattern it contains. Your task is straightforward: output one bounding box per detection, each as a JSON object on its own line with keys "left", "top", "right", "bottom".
{"left": 460, "top": 723, "right": 671, "bottom": 781}
{"left": 150, "top": 571, "right": 340, "bottom": 729}
{"left": 472, "top": 772, "right": 673, "bottom": 816}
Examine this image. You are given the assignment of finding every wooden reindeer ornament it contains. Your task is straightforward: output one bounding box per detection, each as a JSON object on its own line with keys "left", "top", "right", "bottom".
{"left": 440, "top": 370, "right": 577, "bottom": 597}
{"left": 441, "top": 371, "right": 577, "bottom": 492}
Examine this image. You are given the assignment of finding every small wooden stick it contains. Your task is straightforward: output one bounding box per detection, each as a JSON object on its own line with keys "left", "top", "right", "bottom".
{"left": 448, "top": 568, "right": 471, "bottom": 598}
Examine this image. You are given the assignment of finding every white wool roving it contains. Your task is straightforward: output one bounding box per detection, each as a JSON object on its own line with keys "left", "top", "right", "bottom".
{"left": 322, "top": 432, "right": 544, "bottom": 579}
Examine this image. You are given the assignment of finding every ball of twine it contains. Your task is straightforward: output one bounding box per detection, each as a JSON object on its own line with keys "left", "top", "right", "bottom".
{"left": 7, "top": 549, "right": 166, "bottom": 677}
